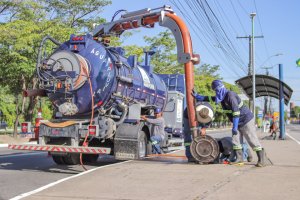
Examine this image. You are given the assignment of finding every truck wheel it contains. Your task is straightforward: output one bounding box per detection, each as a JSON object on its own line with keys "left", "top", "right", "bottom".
{"left": 52, "top": 155, "right": 65, "bottom": 165}
{"left": 138, "top": 131, "right": 147, "bottom": 159}
{"left": 83, "top": 154, "right": 99, "bottom": 163}
{"left": 62, "top": 153, "right": 80, "bottom": 165}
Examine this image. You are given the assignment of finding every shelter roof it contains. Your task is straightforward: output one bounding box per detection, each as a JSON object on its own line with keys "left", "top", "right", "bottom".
{"left": 235, "top": 74, "right": 293, "bottom": 105}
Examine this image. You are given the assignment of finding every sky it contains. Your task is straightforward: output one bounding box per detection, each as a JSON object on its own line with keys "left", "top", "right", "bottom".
{"left": 98, "top": 0, "right": 300, "bottom": 111}
{"left": 3, "top": 0, "right": 298, "bottom": 111}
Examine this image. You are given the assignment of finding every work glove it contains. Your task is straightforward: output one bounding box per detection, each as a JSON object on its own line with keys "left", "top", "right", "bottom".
{"left": 232, "top": 129, "right": 238, "bottom": 135}
{"left": 192, "top": 89, "right": 205, "bottom": 101}
{"left": 232, "top": 117, "right": 239, "bottom": 135}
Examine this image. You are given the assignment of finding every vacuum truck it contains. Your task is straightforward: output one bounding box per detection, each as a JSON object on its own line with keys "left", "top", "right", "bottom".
{"left": 9, "top": 6, "right": 219, "bottom": 165}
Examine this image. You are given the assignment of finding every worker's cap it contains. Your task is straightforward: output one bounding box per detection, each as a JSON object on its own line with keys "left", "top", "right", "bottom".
{"left": 211, "top": 80, "right": 224, "bottom": 91}
{"left": 154, "top": 108, "right": 162, "bottom": 114}
{"left": 195, "top": 102, "right": 214, "bottom": 124}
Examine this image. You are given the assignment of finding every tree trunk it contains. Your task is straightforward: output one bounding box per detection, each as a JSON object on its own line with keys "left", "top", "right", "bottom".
{"left": 13, "top": 76, "right": 26, "bottom": 138}
{"left": 25, "top": 77, "right": 38, "bottom": 122}
{"left": 13, "top": 95, "right": 20, "bottom": 138}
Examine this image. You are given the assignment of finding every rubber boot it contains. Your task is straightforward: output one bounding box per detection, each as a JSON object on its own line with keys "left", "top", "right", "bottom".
{"left": 187, "top": 157, "right": 196, "bottom": 163}
{"left": 230, "top": 150, "right": 244, "bottom": 166}
{"left": 246, "top": 148, "right": 253, "bottom": 162}
{"left": 256, "top": 148, "right": 266, "bottom": 167}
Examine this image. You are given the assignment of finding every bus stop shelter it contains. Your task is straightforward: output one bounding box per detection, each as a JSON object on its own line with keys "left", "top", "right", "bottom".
{"left": 235, "top": 74, "right": 293, "bottom": 105}
{"left": 235, "top": 74, "right": 293, "bottom": 140}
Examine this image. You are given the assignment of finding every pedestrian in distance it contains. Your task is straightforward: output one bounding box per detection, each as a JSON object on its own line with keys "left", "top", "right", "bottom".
{"left": 192, "top": 79, "right": 266, "bottom": 167}
{"left": 141, "top": 108, "right": 165, "bottom": 154}
{"left": 269, "top": 116, "right": 279, "bottom": 140}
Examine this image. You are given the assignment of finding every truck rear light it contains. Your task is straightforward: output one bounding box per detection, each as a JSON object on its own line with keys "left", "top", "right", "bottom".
{"left": 88, "top": 125, "right": 98, "bottom": 136}
{"left": 21, "top": 122, "right": 31, "bottom": 133}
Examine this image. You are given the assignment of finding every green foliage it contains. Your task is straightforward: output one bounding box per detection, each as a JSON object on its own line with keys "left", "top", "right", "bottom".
{"left": 45, "top": 0, "right": 111, "bottom": 29}
{"left": 195, "top": 63, "right": 220, "bottom": 78}
{"left": 33, "top": 99, "right": 53, "bottom": 120}
{"left": 144, "top": 30, "right": 183, "bottom": 74}
{"left": 291, "top": 106, "right": 300, "bottom": 118}
{"left": 0, "top": 0, "right": 111, "bottom": 125}
{"left": 0, "top": 87, "right": 16, "bottom": 127}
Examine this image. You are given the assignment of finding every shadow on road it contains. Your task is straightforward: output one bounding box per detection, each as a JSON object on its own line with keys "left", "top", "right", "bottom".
{"left": 0, "top": 153, "right": 120, "bottom": 174}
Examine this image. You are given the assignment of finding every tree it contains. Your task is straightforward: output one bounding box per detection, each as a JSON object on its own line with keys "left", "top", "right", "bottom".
{"left": 0, "top": 0, "right": 111, "bottom": 136}
{"left": 45, "top": 0, "right": 110, "bottom": 30}
{"left": 144, "top": 30, "right": 183, "bottom": 74}
{"left": 0, "top": 86, "right": 16, "bottom": 127}
{"left": 195, "top": 63, "right": 221, "bottom": 78}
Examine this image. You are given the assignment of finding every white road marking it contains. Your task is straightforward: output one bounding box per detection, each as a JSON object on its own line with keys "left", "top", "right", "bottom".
{"left": 0, "top": 152, "right": 46, "bottom": 159}
{"left": 9, "top": 160, "right": 132, "bottom": 200}
{"left": 286, "top": 132, "right": 300, "bottom": 145}
{"left": 9, "top": 148, "right": 183, "bottom": 199}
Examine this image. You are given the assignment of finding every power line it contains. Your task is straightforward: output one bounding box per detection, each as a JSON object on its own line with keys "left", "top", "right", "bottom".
{"left": 253, "top": 0, "right": 273, "bottom": 69}
{"left": 171, "top": 0, "right": 244, "bottom": 77}
{"left": 237, "top": 0, "right": 250, "bottom": 16}
{"left": 195, "top": 0, "right": 248, "bottom": 73}
{"left": 212, "top": 0, "right": 249, "bottom": 67}
{"left": 170, "top": 0, "right": 258, "bottom": 78}
{"left": 229, "top": 0, "right": 248, "bottom": 35}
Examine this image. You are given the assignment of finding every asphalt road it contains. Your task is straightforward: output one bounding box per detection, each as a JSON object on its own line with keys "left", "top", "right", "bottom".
{"left": 286, "top": 123, "right": 300, "bottom": 142}
{"left": 0, "top": 149, "right": 119, "bottom": 200}
{"left": 0, "top": 129, "right": 230, "bottom": 200}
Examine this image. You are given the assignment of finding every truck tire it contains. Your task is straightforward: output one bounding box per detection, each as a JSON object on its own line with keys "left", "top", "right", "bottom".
{"left": 83, "top": 154, "right": 99, "bottom": 163}
{"left": 62, "top": 153, "right": 80, "bottom": 165}
{"left": 52, "top": 155, "right": 65, "bottom": 165}
{"left": 138, "top": 131, "right": 148, "bottom": 159}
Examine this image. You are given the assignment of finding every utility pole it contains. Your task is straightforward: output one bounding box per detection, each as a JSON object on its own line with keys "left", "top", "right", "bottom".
{"left": 279, "top": 64, "right": 285, "bottom": 139}
{"left": 237, "top": 13, "right": 263, "bottom": 118}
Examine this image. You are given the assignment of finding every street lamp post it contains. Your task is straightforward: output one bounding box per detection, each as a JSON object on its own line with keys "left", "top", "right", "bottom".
{"left": 260, "top": 53, "right": 283, "bottom": 119}
{"left": 259, "top": 53, "right": 283, "bottom": 69}
{"left": 250, "top": 13, "right": 256, "bottom": 117}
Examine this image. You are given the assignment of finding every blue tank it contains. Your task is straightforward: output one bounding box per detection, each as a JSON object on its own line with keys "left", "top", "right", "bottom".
{"left": 39, "top": 34, "right": 167, "bottom": 116}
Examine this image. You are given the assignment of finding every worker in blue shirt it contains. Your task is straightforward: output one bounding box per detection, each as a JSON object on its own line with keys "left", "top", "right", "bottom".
{"left": 193, "top": 80, "right": 266, "bottom": 167}
{"left": 141, "top": 108, "right": 165, "bottom": 154}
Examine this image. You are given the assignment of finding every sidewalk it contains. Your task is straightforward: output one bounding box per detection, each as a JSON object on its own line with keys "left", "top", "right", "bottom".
{"left": 22, "top": 130, "right": 300, "bottom": 200}
{"left": 0, "top": 135, "right": 36, "bottom": 148}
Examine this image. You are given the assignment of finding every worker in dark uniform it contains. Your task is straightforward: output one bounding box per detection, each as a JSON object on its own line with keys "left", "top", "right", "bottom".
{"left": 192, "top": 80, "right": 266, "bottom": 167}
{"left": 141, "top": 108, "right": 165, "bottom": 154}
{"left": 217, "top": 136, "right": 253, "bottom": 163}
{"left": 183, "top": 102, "right": 213, "bottom": 162}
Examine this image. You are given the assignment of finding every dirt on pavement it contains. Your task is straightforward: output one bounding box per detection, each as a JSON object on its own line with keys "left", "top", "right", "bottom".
{"left": 0, "top": 134, "right": 31, "bottom": 144}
